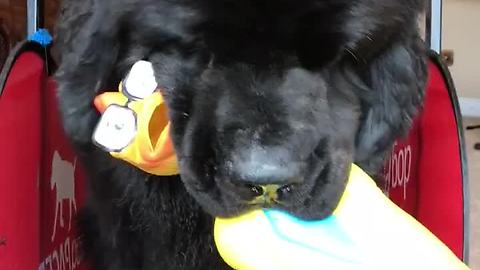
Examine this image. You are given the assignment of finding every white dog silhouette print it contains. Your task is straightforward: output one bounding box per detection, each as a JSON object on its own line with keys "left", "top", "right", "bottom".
{"left": 50, "top": 151, "right": 77, "bottom": 241}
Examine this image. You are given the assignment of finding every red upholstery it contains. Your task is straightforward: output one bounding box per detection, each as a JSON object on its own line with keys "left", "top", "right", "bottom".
{"left": 0, "top": 51, "right": 44, "bottom": 269}
{"left": 385, "top": 57, "right": 467, "bottom": 261}
{"left": 417, "top": 60, "right": 465, "bottom": 259}
{"left": 0, "top": 45, "right": 88, "bottom": 270}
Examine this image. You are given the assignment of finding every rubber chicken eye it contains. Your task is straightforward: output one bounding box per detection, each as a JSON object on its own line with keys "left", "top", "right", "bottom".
{"left": 92, "top": 104, "right": 137, "bottom": 152}
{"left": 122, "top": 60, "right": 158, "bottom": 100}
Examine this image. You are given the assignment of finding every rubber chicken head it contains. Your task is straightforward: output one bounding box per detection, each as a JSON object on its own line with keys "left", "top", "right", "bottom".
{"left": 92, "top": 60, "right": 178, "bottom": 176}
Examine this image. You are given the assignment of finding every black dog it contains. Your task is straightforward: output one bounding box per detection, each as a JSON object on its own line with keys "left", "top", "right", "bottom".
{"left": 54, "top": 0, "right": 427, "bottom": 269}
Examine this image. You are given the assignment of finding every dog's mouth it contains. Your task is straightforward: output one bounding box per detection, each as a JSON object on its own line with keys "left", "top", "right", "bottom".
{"left": 245, "top": 184, "right": 284, "bottom": 206}
{"left": 181, "top": 155, "right": 332, "bottom": 219}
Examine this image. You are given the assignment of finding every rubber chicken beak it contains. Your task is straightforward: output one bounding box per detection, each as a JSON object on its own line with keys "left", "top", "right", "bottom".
{"left": 92, "top": 85, "right": 179, "bottom": 176}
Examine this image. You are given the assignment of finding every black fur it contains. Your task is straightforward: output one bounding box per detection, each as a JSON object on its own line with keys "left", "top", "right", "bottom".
{"left": 54, "top": 0, "right": 427, "bottom": 269}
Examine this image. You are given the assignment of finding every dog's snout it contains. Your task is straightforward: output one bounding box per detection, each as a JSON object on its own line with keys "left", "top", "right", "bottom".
{"left": 230, "top": 146, "right": 303, "bottom": 186}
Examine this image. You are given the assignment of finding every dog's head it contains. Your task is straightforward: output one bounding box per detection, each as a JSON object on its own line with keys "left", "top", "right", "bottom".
{"left": 122, "top": 0, "right": 425, "bottom": 219}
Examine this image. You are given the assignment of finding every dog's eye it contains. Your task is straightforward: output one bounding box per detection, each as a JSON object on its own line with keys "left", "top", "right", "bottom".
{"left": 122, "top": 60, "right": 158, "bottom": 100}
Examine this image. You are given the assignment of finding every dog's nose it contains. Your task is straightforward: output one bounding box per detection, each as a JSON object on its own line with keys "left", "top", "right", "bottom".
{"left": 230, "top": 146, "right": 302, "bottom": 186}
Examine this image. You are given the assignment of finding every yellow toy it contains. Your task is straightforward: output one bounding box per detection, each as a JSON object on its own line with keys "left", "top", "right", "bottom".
{"left": 214, "top": 164, "right": 470, "bottom": 270}
{"left": 92, "top": 60, "right": 178, "bottom": 176}
{"left": 93, "top": 61, "right": 469, "bottom": 270}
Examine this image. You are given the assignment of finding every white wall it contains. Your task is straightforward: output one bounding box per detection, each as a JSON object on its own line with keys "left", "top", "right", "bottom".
{"left": 442, "top": 0, "right": 480, "bottom": 99}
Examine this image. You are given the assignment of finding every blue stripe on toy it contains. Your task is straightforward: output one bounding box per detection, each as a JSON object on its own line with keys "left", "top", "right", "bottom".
{"left": 264, "top": 209, "right": 362, "bottom": 265}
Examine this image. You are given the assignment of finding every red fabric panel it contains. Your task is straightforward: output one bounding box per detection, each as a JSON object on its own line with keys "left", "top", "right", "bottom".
{"left": 416, "top": 62, "right": 464, "bottom": 259}
{"left": 0, "top": 52, "right": 89, "bottom": 269}
{"left": 0, "top": 52, "right": 44, "bottom": 269}
{"left": 38, "top": 78, "right": 89, "bottom": 270}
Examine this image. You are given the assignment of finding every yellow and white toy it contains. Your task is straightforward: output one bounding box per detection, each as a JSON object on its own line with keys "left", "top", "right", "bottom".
{"left": 214, "top": 164, "right": 470, "bottom": 270}
{"left": 92, "top": 61, "right": 470, "bottom": 270}
{"left": 92, "top": 60, "right": 178, "bottom": 176}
